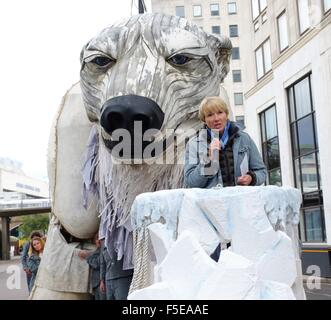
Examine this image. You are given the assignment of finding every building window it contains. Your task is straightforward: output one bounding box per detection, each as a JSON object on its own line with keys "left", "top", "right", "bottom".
{"left": 210, "top": 3, "right": 220, "bottom": 16}
{"left": 255, "top": 38, "right": 272, "bottom": 80}
{"left": 236, "top": 116, "right": 245, "bottom": 129}
{"left": 252, "top": 0, "right": 259, "bottom": 20}
{"left": 234, "top": 93, "right": 243, "bottom": 105}
{"left": 323, "top": 0, "right": 331, "bottom": 12}
{"left": 232, "top": 70, "right": 242, "bottom": 82}
{"left": 251, "top": 0, "right": 267, "bottom": 20}
{"left": 259, "top": 105, "right": 282, "bottom": 186}
{"left": 193, "top": 5, "right": 202, "bottom": 17}
{"left": 228, "top": 2, "right": 237, "bottom": 14}
{"left": 229, "top": 25, "right": 239, "bottom": 37}
{"left": 260, "top": 0, "right": 267, "bottom": 11}
{"left": 277, "top": 11, "right": 289, "bottom": 52}
{"left": 288, "top": 74, "right": 325, "bottom": 242}
{"left": 232, "top": 47, "right": 240, "bottom": 59}
{"left": 261, "top": 11, "right": 267, "bottom": 23}
{"left": 297, "top": 0, "right": 310, "bottom": 34}
{"left": 176, "top": 6, "right": 185, "bottom": 18}
{"left": 254, "top": 20, "right": 260, "bottom": 31}
{"left": 211, "top": 25, "right": 221, "bottom": 34}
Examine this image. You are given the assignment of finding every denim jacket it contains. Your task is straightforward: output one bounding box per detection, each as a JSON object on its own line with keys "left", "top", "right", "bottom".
{"left": 184, "top": 123, "right": 267, "bottom": 188}
{"left": 21, "top": 241, "right": 30, "bottom": 270}
{"left": 27, "top": 254, "right": 41, "bottom": 292}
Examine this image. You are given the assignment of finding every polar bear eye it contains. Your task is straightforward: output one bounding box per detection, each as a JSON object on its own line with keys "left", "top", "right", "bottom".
{"left": 168, "top": 54, "right": 192, "bottom": 66}
{"left": 91, "top": 56, "right": 113, "bottom": 67}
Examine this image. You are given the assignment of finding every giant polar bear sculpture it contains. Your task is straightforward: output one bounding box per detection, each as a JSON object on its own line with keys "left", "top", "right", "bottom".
{"left": 30, "top": 13, "right": 232, "bottom": 299}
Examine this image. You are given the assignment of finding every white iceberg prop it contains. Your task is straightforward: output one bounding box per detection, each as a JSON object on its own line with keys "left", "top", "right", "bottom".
{"left": 128, "top": 231, "right": 296, "bottom": 300}
{"left": 129, "top": 186, "right": 306, "bottom": 300}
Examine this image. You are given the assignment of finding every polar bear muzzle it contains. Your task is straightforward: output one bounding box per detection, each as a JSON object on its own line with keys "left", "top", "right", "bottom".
{"left": 100, "top": 95, "right": 164, "bottom": 134}
{"left": 100, "top": 94, "right": 165, "bottom": 159}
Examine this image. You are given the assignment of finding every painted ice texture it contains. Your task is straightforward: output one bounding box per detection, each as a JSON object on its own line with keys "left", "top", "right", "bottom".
{"left": 128, "top": 186, "right": 306, "bottom": 300}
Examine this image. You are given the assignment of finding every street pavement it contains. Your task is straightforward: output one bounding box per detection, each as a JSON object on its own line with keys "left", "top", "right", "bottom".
{"left": 305, "top": 282, "right": 331, "bottom": 300}
{"left": 0, "top": 257, "right": 330, "bottom": 300}
{"left": 0, "top": 256, "right": 29, "bottom": 300}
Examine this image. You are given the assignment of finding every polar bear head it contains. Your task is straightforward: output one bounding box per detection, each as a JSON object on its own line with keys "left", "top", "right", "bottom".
{"left": 80, "top": 13, "right": 232, "bottom": 160}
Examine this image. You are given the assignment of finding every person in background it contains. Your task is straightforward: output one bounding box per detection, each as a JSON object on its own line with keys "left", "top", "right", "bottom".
{"left": 27, "top": 236, "right": 45, "bottom": 293}
{"left": 78, "top": 234, "right": 106, "bottom": 300}
{"left": 21, "top": 230, "right": 43, "bottom": 291}
{"left": 100, "top": 238, "right": 133, "bottom": 300}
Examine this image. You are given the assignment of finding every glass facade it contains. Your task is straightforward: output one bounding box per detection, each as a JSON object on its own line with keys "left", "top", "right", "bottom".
{"left": 211, "top": 25, "right": 221, "bottom": 34}
{"left": 210, "top": 4, "right": 220, "bottom": 16}
{"left": 175, "top": 6, "right": 185, "bottom": 17}
{"left": 251, "top": 0, "right": 267, "bottom": 20}
{"left": 260, "top": 105, "right": 282, "bottom": 186}
{"left": 235, "top": 116, "right": 245, "bottom": 129}
{"left": 232, "top": 70, "right": 242, "bottom": 82}
{"left": 254, "top": 20, "right": 260, "bottom": 31}
{"left": 277, "top": 11, "right": 289, "bottom": 51}
{"left": 234, "top": 93, "right": 243, "bottom": 105}
{"left": 232, "top": 47, "right": 240, "bottom": 60}
{"left": 255, "top": 39, "right": 272, "bottom": 80}
{"left": 228, "top": 2, "right": 237, "bottom": 14}
{"left": 297, "top": 0, "right": 310, "bottom": 34}
{"left": 288, "top": 74, "right": 325, "bottom": 242}
{"left": 193, "top": 5, "right": 202, "bottom": 17}
{"left": 324, "top": 0, "right": 331, "bottom": 12}
{"left": 229, "top": 25, "right": 239, "bottom": 37}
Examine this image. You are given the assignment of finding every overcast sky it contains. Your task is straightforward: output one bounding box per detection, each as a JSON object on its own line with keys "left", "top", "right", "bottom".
{"left": 0, "top": 0, "right": 151, "bottom": 181}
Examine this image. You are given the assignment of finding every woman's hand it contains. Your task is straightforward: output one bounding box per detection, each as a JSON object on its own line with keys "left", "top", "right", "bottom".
{"left": 208, "top": 139, "right": 221, "bottom": 160}
{"left": 78, "top": 250, "right": 89, "bottom": 260}
{"left": 100, "top": 280, "right": 106, "bottom": 293}
{"left": 237, "top": 175, "right": 252, "bottom": 186}
{"left": 24, "top": 268, "right": 32, "bottom": 276}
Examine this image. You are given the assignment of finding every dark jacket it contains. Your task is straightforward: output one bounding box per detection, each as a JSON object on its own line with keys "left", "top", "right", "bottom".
{"left": 100, "top": 241, "right": 133, "bottom": 281}
{"left": 86, "top": 248, "right": 102, "bottom": 289}
{"left": 209, "top": 123, "right": 237, "bottom": 187}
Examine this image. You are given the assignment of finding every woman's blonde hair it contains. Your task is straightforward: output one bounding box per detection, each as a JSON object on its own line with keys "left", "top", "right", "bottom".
{"left": 28, "top": 236, "right": 45, "bottom": 257}
{"left": 198, "top": 96, "right": 229, "bottom": 122}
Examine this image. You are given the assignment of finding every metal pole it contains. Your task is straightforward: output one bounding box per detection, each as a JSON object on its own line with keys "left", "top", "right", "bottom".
{"left": 138, "top": 0, "right": 145, "bottom": 13}
{"left": 1, "top": 217, "right": 10, "bottom": 260}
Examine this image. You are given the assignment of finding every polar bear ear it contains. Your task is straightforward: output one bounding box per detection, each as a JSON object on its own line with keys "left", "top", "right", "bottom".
{"left": 80, "top": 41, "right": 90, "bottom": 66}
{"left": 207, "top": 35, "right": 232, "bottom": 82}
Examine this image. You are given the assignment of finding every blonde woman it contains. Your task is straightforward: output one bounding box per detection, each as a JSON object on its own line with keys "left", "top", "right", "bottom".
{"left": 21, "top": 230, "right": 43, "bottom": 291}
{"left": 27, "top": 237, "right": 45, "bottom": 292}
{"left": 184, "top": 96, "right": 267, "bottom": 188}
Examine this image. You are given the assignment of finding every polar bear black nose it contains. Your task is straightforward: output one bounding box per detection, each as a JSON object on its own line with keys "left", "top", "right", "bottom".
{"left": 100, "top": 95, "right": 164, "bottom": 134}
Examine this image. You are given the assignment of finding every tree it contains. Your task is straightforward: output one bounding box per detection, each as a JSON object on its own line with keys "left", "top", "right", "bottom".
{"left": 18, "top": 214, "right": 50, "bottom": 239}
